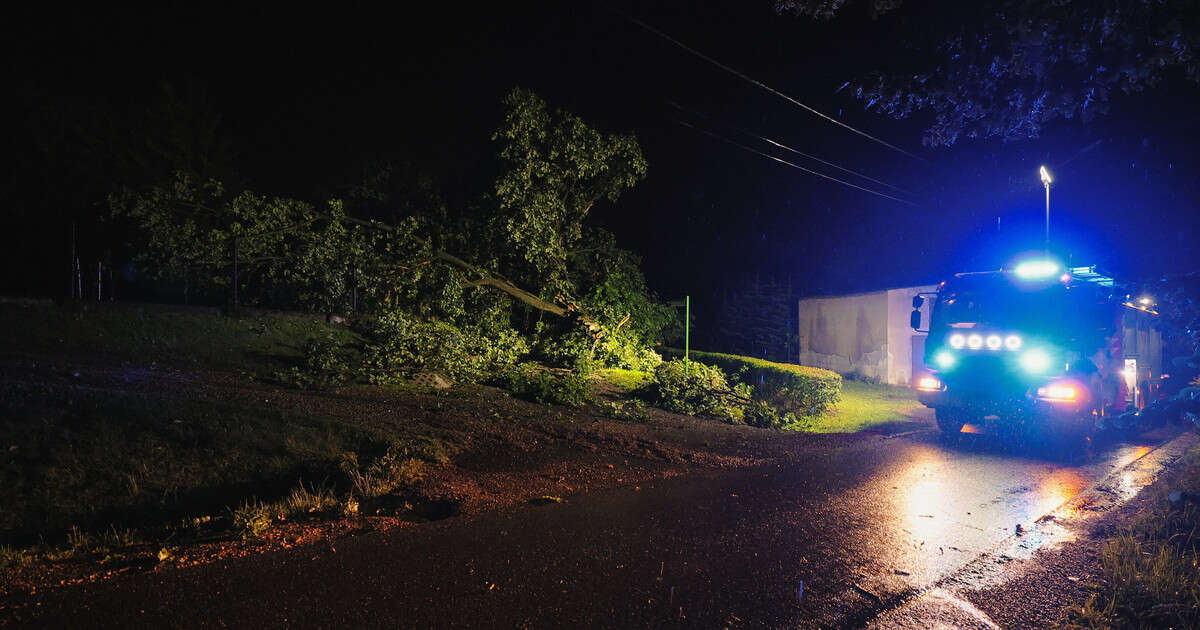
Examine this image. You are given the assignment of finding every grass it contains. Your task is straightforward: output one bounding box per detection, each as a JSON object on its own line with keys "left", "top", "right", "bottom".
{"left": 787, "top": 380, "right": 923, "bottom": 433}
{"left": 1064, "top": 448, "right": 1200, "bottom": 629}
{"left": 0, "top": 302, "right": 400, "bottom": 559}
{"left": 0, "top": 545, "right": 36, "bottom": 568}
{"left": 0, "top": 380, "right": 453, "bottom": 558}
{"left": 230, "top": 501, "right": 274, "bottom": 540}
{"left": 340, "top": 437, "right": 454, "bottom": 499}
{"left": 0, "top": 303, "right": 502, "bottom": 563}
{"left": 0, "top": 301, "right": 357, "bottom": 372}
{"left": 0, "top": 385, "right": 373, "bottom": 540}
{"left": 0, "top": 525, "right": 148, "bottom": 569}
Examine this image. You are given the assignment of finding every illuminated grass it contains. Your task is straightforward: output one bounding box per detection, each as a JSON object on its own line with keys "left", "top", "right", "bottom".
{"left": 786, "top": 380, "right": 923, "bottom": 433}
{"left": 596, "top": 368, "right": 652, "bottom": 393}
{"left": 1064, "top": 448, "right": 1200, "bottom": 629}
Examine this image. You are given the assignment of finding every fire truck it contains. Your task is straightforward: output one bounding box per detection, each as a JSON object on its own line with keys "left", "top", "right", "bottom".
{"left": 910, "top": 258, "right": 1162, "bottom": 440}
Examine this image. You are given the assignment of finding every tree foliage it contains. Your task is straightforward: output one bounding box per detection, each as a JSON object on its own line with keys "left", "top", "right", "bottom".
{"left": 112, "top": 88, "right": 674, "bottom": 378}
{"left": 492, "top": 88, "right": 648, "bottom": 300}
{"left": 776, "top": 0, "right": 1200, "bottom": 145}
{"left": 647, "top": 359, "right": 751, "bottom": 423}
{"left": 1157, "top": 273, "right": 1200, "bottom": 356}
{"left": 111, "top": 173, "right": 377, "bottom": 312}
{"left": 569, "top": 228, "right": 676, "bottom": 369}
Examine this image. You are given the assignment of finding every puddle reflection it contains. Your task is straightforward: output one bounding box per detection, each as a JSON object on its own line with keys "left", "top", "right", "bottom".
{"left": 1113, "top": 445, "right": 1154, "bottom": 500}
{"left": 1034, "top": 468, "right": 1087, "bottom": 517}
{"left": 878, "top": 434, "right": 1177, "bottom": 589}
{"left": 898, "top": 448, "right": 952, "bottom": 545}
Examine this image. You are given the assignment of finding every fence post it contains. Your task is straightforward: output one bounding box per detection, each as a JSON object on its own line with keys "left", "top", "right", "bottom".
{"left": 232, "top": 236, "right": 239, "bottom": 311}
{"left": 69, "top": 222, "right": 76, "bottom": 299}
{"left": 685, "top": 295, "right": 690, "bottom": 376}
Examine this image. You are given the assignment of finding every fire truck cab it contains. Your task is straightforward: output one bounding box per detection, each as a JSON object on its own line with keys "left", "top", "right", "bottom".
{"left": 911, "top": 259, "right": 1162, "bottom": 440}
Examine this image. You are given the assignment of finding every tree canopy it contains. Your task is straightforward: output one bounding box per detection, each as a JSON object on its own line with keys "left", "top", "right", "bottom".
{"left": 492, "top": 88, "right": 648, "bottom": 300}
{"left": 776, "top": 0, "right": 1200, "bottom": 146}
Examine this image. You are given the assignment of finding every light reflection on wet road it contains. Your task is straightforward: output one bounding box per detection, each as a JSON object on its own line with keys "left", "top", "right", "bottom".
{"left": 862, "top": 434, "right": 1158, "bottom": 585}
{"left": 860, "top": 433, "right": 1190, "bottom": 628}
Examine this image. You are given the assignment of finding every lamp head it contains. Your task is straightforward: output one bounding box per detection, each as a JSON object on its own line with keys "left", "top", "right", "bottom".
{"left": 1039, "top": 165, "right": 1052, "bottom": 186}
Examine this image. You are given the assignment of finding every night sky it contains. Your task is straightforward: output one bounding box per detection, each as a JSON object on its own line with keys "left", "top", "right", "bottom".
{"left": 6, "top": 1, "right": 1199, "bottom": 300}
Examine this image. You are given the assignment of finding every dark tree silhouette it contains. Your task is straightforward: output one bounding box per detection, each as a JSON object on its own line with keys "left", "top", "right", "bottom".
{"left": 776, "top": 0, "right": 1200, "bottom": 146}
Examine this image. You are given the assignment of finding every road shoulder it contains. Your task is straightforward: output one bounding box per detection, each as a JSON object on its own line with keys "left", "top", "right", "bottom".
{"left": 867, "top": 428, "right": 1199, "bottom": 629}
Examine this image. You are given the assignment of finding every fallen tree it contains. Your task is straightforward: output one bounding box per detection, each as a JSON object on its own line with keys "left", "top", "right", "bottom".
{"left": 111, "top": 88, "right": 675, "bottom": 373}
{"left": 328, "top": 212, "right": 600, "bottom": 332}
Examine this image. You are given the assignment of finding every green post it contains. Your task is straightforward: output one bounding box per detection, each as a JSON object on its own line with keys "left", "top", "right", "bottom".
{"left": 685, "top": 295, "right": 690, "bottom": 375}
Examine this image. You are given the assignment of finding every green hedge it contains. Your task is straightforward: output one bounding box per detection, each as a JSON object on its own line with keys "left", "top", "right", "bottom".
{"left": 663, "top": 349, "right": 842, "bottom": 415}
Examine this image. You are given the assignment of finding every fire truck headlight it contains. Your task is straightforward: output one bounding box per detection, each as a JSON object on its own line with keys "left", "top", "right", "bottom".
{"left": 1004, "top": 334, "right": 1022, "bottom": 351}
{"left": 948, "top": 333, "right": 966, "bottom": 349}
{"left": 935, "top": 351, "right": 956, "bottom": 369}
{"left": 967, "top": 334, "right": 983, "bottom": 349}
{"left": 1020, "top": 349, "right": 1051, "bottom": 374}
{"left": 917, "top": 376, "right": 942, "bottom": 391}
{"left": 985, "top": 335, "right": 1002, "bottom": 350}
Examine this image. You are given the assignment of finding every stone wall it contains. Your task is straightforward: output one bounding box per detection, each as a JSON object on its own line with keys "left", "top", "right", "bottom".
{"left": 710, "top": 277, "right": 799, "bottom": 363}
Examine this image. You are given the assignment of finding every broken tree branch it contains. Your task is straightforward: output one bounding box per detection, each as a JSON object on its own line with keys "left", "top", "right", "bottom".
{"left": 614, "top": 312, "right": 630, "bottom": 333}
{"left": 323, "top": 212, "right": 599, "bottom": 331}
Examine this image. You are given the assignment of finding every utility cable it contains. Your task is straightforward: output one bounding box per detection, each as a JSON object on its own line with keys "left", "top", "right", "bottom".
{"left": 669, "top": 101, "right": 914, "bottom": 195}
{"left": 675, "top": 119, "right": 920, "bottom": 207}
{"left": 618, "top": 10, "right": 926, "bottom": 162}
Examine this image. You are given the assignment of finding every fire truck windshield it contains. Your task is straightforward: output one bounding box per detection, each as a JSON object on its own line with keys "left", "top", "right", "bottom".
{"left": 932, "top": 278, "right": 1074, "bottom": 334}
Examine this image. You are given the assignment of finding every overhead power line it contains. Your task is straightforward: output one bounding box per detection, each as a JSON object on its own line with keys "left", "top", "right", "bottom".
{"left": 618, "top": 10, "right": 926, "bottom": 163}
{"left": 674, "top": 119, "right": 920, "bottom": 207}
{"left": 668, "top": 101, "right": 914, "bottom": 196}
{"left": 745, "top": 127, "right": 916, "bottom": 196}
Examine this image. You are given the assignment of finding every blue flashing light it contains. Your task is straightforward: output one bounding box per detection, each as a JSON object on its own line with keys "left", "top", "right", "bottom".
{"left": 1013, "top": 259, "right": 1061, "bottom": 280}
{"left": 935, "top": 351, "right": 956, "bottom": 369}
{"left": 1019, "top": 348, "right": 1051, "bottom": 374}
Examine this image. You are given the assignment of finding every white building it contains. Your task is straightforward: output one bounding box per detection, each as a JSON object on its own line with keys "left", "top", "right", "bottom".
{"left": 796, "top": 285, "right": 937, "bottom": 386}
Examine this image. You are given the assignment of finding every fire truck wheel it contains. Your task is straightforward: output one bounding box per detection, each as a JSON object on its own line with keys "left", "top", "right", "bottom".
{"left": 935, "top": 408, "right": 964, "bottom": 435}
{"left": 1062, "top": 413, "right": 1098, "bottom": 448}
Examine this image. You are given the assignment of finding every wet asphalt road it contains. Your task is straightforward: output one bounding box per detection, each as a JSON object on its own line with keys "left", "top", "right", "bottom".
{"left": 6, "top": 417, "right": 1191, "bottom": 629}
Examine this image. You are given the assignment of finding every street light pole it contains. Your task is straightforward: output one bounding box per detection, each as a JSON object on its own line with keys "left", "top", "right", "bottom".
{"left": 1039, "top": 166, "right": 1052, "bottom": 252}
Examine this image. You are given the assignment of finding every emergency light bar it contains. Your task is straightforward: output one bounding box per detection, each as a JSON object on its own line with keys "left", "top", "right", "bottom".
{"left": 1068, "top": 265, "right": 1114, "bottom": 288}
{"left": 1012, "top": 259, "right": 1061, "bottom": 280}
